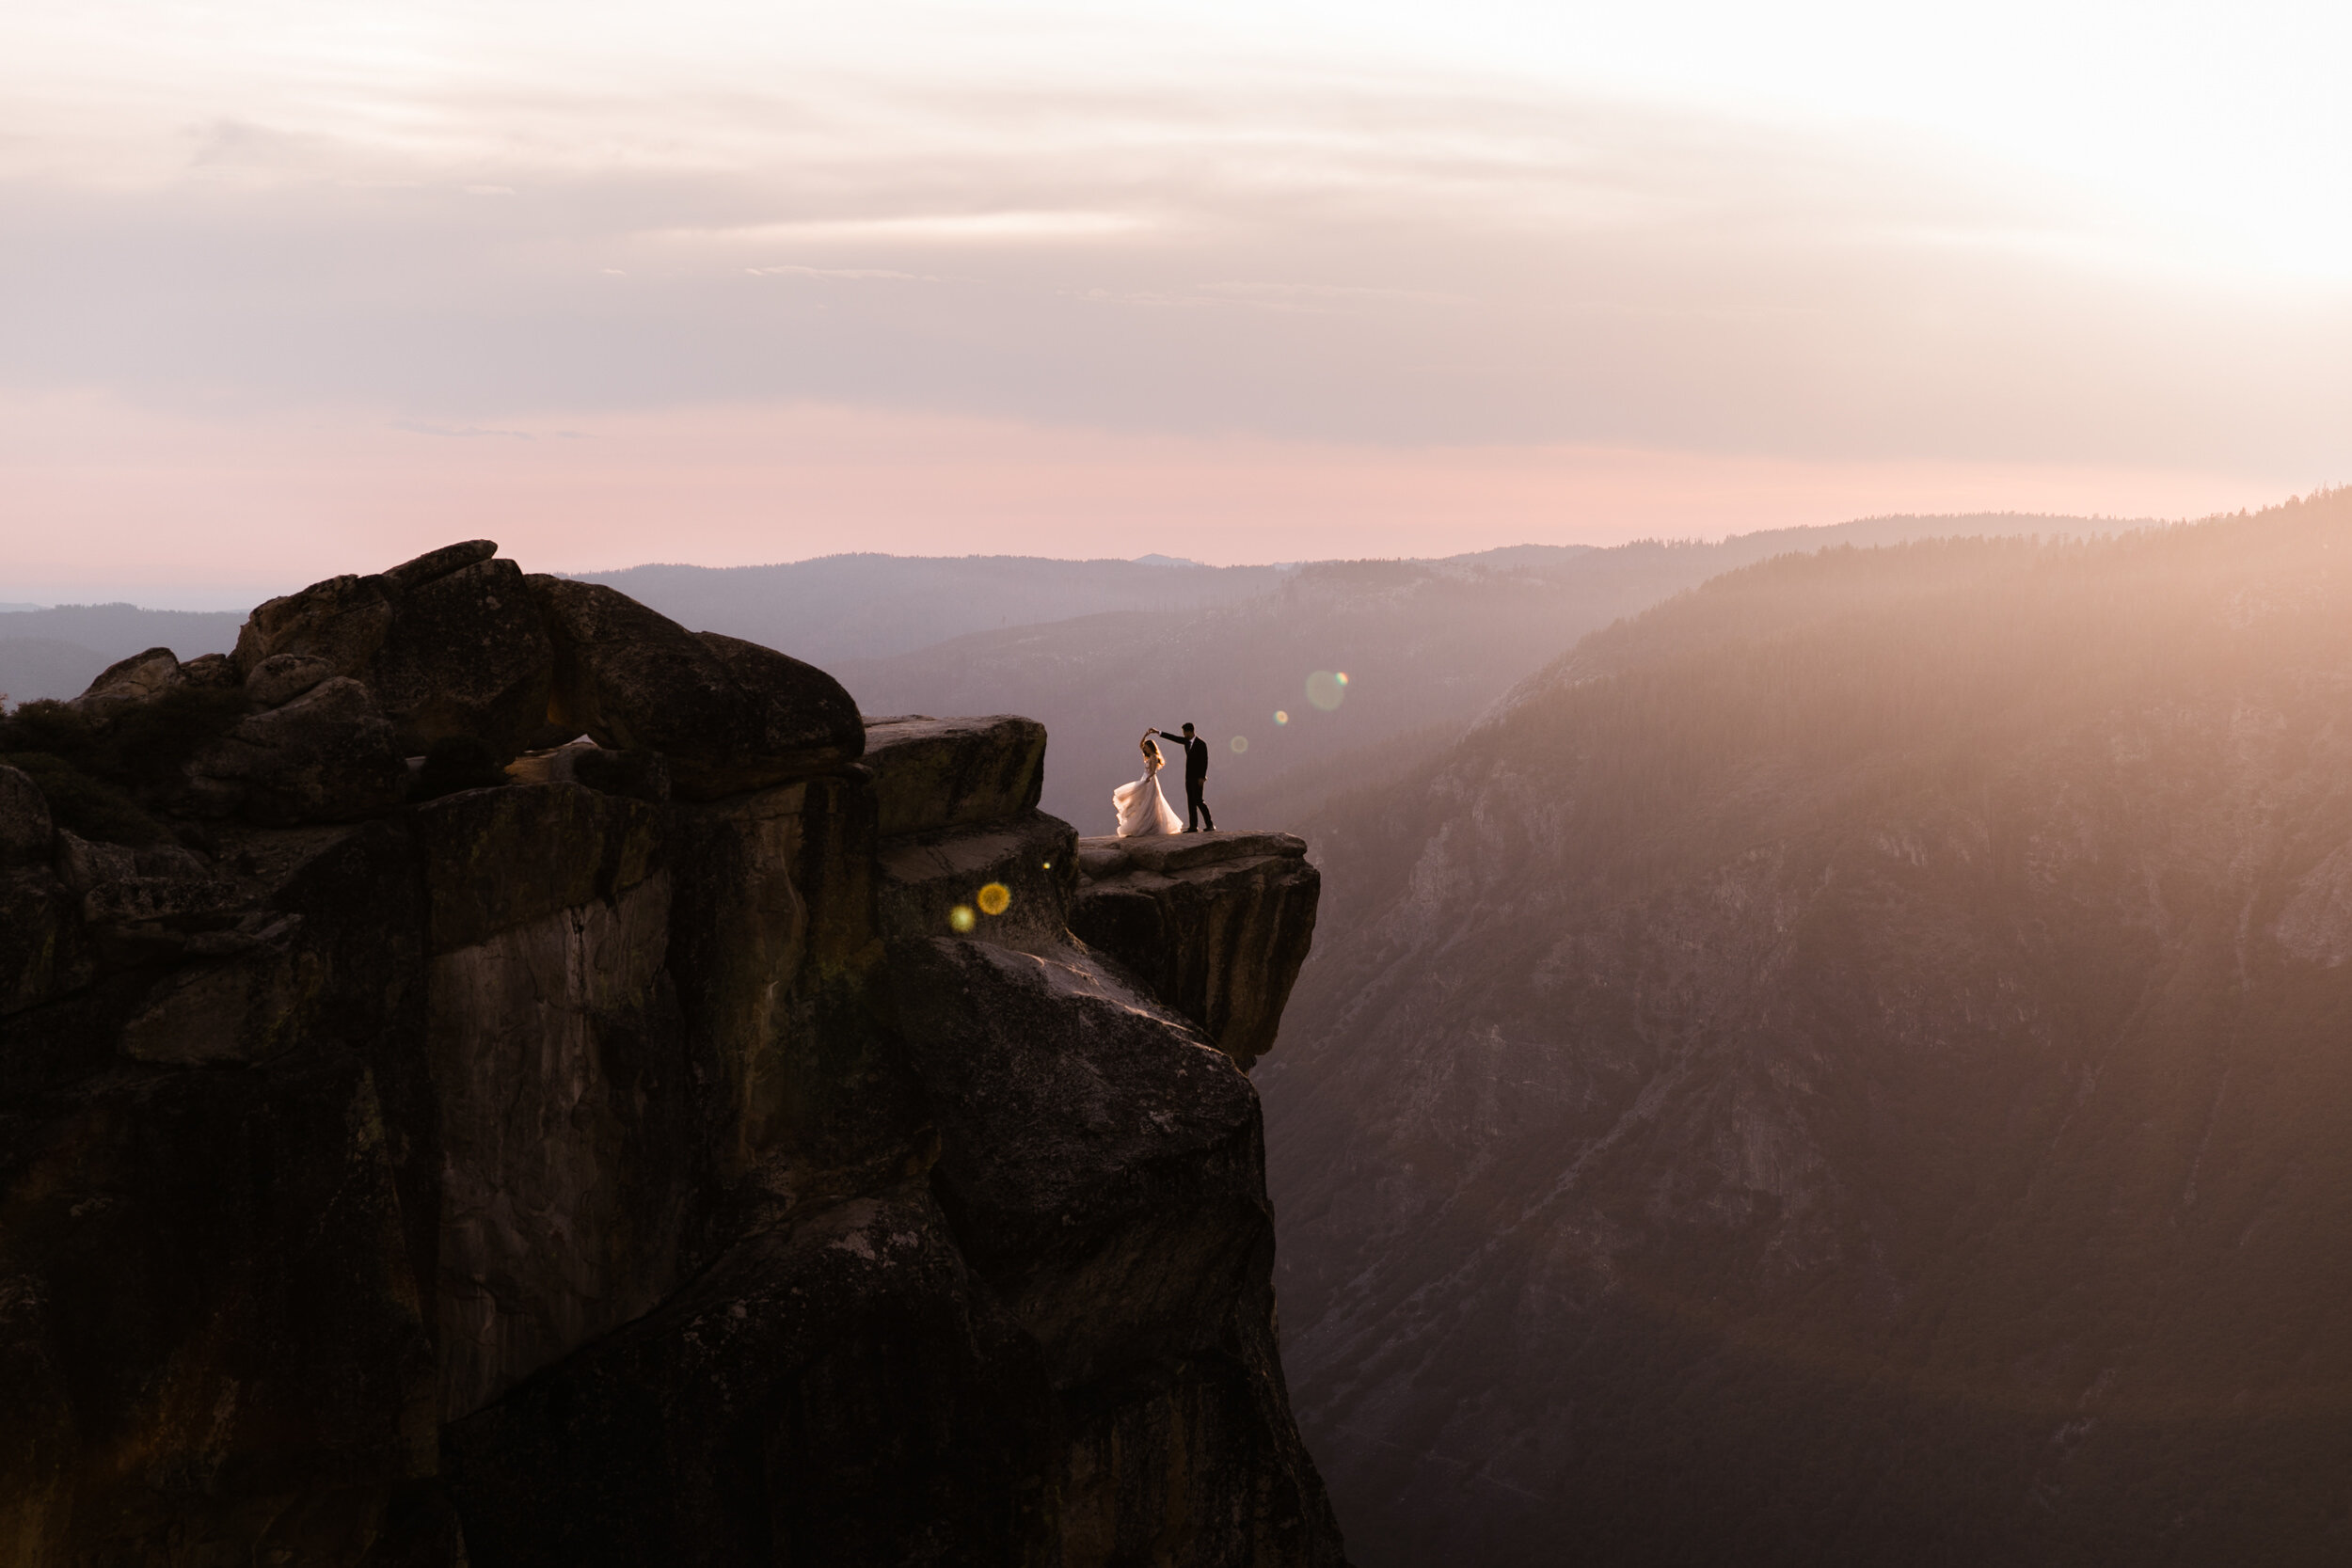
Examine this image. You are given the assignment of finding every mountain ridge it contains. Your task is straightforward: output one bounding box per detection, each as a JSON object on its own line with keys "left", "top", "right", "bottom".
{"left": 1261, "top": 491, "right": 2352, "bottom": 1564}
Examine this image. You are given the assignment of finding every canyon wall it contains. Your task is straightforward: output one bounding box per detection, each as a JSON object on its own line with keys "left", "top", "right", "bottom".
{"left": 1264, "top": 497, "right": 2352, "bottom": 1566}
{"left": 0, "top": 544, "right": 1340, "bottom": 1567}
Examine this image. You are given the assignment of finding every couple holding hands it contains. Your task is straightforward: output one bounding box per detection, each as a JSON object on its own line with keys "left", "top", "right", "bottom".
{"left": 1111, "top": 722, "right": 1215, "bottom": 839}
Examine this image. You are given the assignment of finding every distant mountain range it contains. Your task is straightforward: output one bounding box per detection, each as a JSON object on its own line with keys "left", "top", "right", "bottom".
{"left": 0, "top": 605, "right": 244, "bottom": 707}
{"left": 574, "top": 553, "right": 1288, "bottom": 664}
{"left": 1259, "top": 491, "right": 2352, "bottom": 1564}
{"left": 823, "top": 516, "right": 2128, "bottom": 832}
{"left": 5, "top": 517, "right": 2123, "bottom": 741}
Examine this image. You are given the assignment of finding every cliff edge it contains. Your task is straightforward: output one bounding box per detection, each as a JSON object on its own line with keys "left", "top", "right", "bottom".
{"left": 0, "top": 544, "right": 1343, "bottom": 1566}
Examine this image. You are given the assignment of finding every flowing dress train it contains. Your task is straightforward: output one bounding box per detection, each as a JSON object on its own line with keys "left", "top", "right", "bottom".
{"left": 1112, "top": 750, "right": 1185, "bottom": 837}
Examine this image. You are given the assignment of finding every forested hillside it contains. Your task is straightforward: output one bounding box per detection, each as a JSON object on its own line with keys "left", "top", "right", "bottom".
{"left": 0, "top": 606, "right": 243, "bottom": 705}
{"left": 1261, "top": 492, "right": 2352, "bottom": 1565}
{"left": 576, "top": 553, "right": 1285, "bottom": 663}
{"left": 833, "top": 516, "right": 2117, "bottom": 832}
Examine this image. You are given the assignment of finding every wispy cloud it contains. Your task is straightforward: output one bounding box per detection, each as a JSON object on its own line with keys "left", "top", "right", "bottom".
{"left": 0, "top": 2, "right": 2345, "bottom": 477}
{"left": 744, "top": 264, "right": 939, "bottom": 281}
{"left": 392, "top": 420, "right": 586, "bottom": 440}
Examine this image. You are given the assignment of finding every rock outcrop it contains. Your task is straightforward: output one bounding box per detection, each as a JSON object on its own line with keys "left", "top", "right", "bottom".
{"left": 1072, "top": 833, "right": 1320, "bottom": 1069}
{"left": 0, "top": 545, "right": 1342, "bottom": 1566}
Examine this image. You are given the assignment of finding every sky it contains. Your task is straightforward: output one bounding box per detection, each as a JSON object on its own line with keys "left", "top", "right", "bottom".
{"left": 4, "top": 0, "right": 2347, "bottom": 604}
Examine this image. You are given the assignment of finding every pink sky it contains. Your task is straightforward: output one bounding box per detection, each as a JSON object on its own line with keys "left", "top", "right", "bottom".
{"left": 3, "top": 2, "right": 2345, "bottom": 605}
{"left": 0, "top": 394, "right": 2288, "bottom": 606}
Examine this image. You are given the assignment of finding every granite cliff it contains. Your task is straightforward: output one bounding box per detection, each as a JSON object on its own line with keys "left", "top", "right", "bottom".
{"left": 0, "top": 543, "right": 1341, "bottom": 1566}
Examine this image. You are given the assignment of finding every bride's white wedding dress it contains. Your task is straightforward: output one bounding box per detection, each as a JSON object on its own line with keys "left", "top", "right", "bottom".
{"left": 1112, "top": 749, "right": 1185, "bottom": 837}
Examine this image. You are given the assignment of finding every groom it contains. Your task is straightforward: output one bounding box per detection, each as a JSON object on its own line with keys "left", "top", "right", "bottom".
{"left": 1150, "top": 722, "right": 1215, "bottom": 832}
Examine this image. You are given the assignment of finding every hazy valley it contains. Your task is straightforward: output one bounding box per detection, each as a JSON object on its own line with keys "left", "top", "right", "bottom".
{"left": 1263, "top": 492, "right": 2352, "bottom": 1563}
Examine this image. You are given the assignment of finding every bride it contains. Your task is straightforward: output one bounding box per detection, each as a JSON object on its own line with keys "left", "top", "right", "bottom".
{"left": 1112, "top": 729, "right": 1186, "bottom": 837}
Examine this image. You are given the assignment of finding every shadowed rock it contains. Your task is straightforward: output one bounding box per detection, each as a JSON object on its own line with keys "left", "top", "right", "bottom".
{"left": 67, "top": 646, "right": 183, "bottom": 720}
{"left": 0, "top": 550, "right": 1337, "bottom": 1568}
{"left": 0, "top": 770, "right": 75, "bottom": 1016}
{"left": 370, "top": 558, "right": 553, "bottom": 758}
{"left": 234, "top": 545, "right": 550, "bottom": 760}
{"left": 233, "top": 545, "right": 498, "bottom": 681}
{"left": 178, "top": 652, "right": 240, "bottom": 690}
{"left": 189, "top": 676, "right": 407, "bottom": 825}
{"left": 696, "top": 630, "right": 866, "bottom": 770}
{"left": 246, "top": 652, "right": 336, "bottom": 708}
{"left": 1071, "top": 831, "right": 1321, "bottom": 1068}
{"left": 0, "top": 763, "right": 51, "bottom": 863}
{"left": 383, "top": 539, "right": 501, "bottom": 594}
{"left": 862, "top": 714, "right": 1047, "bottom": 837}
{"left": 893, "top": 935, "right": 1344, "bottom": 1564}
{"left": 235, "top": 572, "right": 400, "bottom": 679}
{"left": 875, "top": 812, "right": 1077, "bottom": 949}
{"left": 529, "top": 578, "right": 864, "bottom": 800}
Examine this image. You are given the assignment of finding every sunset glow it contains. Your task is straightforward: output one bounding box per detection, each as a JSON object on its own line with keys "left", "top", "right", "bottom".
{"left": 4, "top": 0, "right": 2344, "bottom": 593}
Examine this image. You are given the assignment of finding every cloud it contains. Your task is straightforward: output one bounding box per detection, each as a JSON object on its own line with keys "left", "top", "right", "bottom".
{"left": 744, "top": 264, "right": 939, "bottom": 281}
{"left": 390, "top": 420, "right": 586, "bottom": 439}
{"left": 0, "top": 22, "right": 2345, "bottom": 475}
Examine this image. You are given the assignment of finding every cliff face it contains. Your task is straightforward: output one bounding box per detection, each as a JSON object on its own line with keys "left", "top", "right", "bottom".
{"left": 0, "top": 546, "right": 1343, "bottom": 1567}
{"left": 1262, "top": 497, "right": 2352, "bottom": 1565}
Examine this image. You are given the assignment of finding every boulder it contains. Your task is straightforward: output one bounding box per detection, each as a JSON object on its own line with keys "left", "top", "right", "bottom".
{"left": 51, "top": 828, "right": 137, "bottom": 895}
{"left": 234, "top": 544, "right": 549, "bottom": 759}
{"left": 696, "top": 630, "right": 865, "bottom": 768}
{"left": 383, "top": 538, "right": 499, "bottom": 593}
{"left": 863, "top": 714, "right": 1047, "bottom": 838}
{"left": 68, "top": 646, "right": 182, "bottom": 720}
{"left": 528, "top": 577, "right": 862, "bottom": 800}
{"left": 178, "top": 652, "right": 241, "bottom": 689}
{"left": 0, "top": 762, "right": 52, "bottom": 864}
{"left": 246, "top": 652, "right": 337, "bottom": 708}
{"left": 368, "top": 558, "right": 553, "bottom": 758}
{"left": 235, "top": 573, "right": 399, "bottom": 678}
{"left": 1069, "top": 832, "right": 1319, "bottom": 1068}
{"left": 190, "top": 676, "right": 408, "bottom": 825}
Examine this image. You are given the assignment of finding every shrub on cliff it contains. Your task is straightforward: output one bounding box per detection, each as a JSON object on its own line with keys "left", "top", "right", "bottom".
{"left": 0, "top": 686, "right": 250, "bottom": 798}
{"left": 0, "top": 750, "right": 169, "bottom": 845}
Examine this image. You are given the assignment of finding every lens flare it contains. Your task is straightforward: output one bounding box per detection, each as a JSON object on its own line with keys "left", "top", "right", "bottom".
{"left": 1274, "top": 710, "right": 1289, "bottom": 725}
{"left": 976, "top": 881, "right": 1011, "bottom": 916}
{"left": 948, "top": 904, "right": 976, "bottom": 932}
{"left": 1336, "top": 672, "right": 1349, "bottom": 686}
{"left": 1306, "top": 671, "right": 1345, "bottom": 710}
{"left": 1230, "top": 735, "right": 1248, "bottom": 753}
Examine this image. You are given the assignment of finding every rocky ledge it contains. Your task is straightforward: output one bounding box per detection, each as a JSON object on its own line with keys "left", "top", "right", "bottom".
{"left": 1071, "top": 833, "right": 1319, "bottom": 1071}
{"left": 0, "top": 546, "right": 1343, "bottom": 1566}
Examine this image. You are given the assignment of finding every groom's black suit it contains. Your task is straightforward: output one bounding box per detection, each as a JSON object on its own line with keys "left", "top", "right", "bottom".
{"left": 1157, "top": 729, "right": 1215, "bottom": 832}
